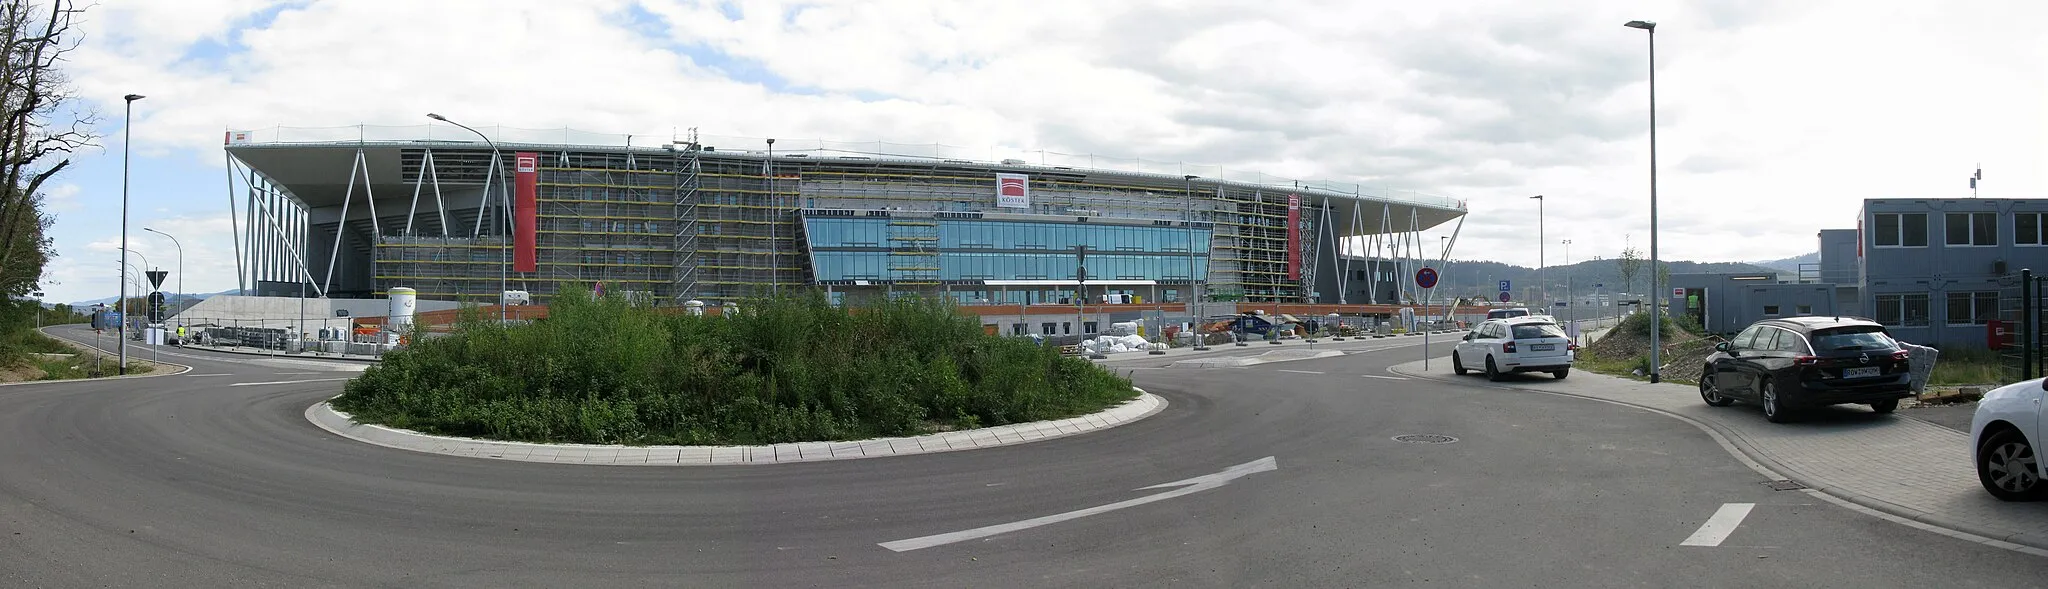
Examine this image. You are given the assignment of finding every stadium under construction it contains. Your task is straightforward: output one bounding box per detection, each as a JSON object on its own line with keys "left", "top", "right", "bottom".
{"left": 221, "top": 125, "right": 1467, "bottom": 332}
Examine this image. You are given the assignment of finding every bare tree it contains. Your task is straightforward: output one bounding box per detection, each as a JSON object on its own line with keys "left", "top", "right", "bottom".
{"left": 1617, "top": 246, "right": 1644, "bottom": 298}
{"left": 0, "top": 0, "right": 94, "bottom": 297}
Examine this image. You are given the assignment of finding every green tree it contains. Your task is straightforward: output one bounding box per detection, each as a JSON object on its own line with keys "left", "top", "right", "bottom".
{"left": 1617, "top": 246, "right": 1644, "bottom": 296}
{"left": 0, "top": 0, "right": 92, "bottom": 297}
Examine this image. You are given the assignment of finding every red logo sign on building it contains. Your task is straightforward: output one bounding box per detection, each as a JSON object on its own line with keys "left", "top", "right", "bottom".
{"left": 995, "top": 173, "right": 1030, "bottom": 209}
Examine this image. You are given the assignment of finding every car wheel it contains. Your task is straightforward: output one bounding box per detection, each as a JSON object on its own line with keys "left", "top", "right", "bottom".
{"left": 1699, "top": 372, "right": 1735, "bottom": 407}
{"left": 1484, "top": 356, "right": 1503, "bottom": 382}
{"left": 1978, "top": 429, "right": 2047, "bottom": 502}
{"left": 1760, "top": 380, "right": 1793, "bottom": 423}
{"left": 1552, "top": 368, "right": 1569, "bottom": 379}
{"left": 1870, "top": 399, "right": 1899, "bottom": 414}
{"left": 1452, "top": 351, "right": 1468, "bottom": 375}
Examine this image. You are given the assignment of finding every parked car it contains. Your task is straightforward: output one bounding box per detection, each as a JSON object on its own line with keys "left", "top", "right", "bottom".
{"left": 1971, "top": 378, "right": 2047, "bottom": 501}
{"left": 1697, "top": 317, "right": 1912, "bottom": 423}
{"left": 1486, "top": 307, "right": 1532, "bottom": 320}
{"left": 1452, "top": 316, "right": 1576, "bottom": 381}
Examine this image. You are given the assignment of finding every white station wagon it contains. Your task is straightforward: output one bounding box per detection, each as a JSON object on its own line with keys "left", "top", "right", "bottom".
{"left": 1453, "top": 316, "right": 1576, "bottom": 381}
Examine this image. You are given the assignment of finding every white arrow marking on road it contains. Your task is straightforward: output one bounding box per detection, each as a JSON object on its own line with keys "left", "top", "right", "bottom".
{"left": 878, "top": 456, "right": 1279, "bottom": 552}
{"left": 228, "top": 378, "right": 351, "bottom": 387}
{"left": 1680, "top": 503, "right": 1756, "bottom": 547}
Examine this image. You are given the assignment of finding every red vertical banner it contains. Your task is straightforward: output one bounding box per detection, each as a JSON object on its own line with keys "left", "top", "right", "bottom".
{"left": 514, "top": 152, "right": 539, "bottom": 273}
{"left": 1286, "top": 194, "right": 1302, "bottom": 281}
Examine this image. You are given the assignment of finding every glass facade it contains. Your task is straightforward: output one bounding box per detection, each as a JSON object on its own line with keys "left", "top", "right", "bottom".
{"left": 803, "top": 217, "right": 1209, "bottom": 283}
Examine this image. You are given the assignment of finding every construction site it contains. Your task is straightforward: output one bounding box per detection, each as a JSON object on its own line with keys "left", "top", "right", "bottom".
{"left": 217, "top": 125, "right": 1468, "bottom": 339}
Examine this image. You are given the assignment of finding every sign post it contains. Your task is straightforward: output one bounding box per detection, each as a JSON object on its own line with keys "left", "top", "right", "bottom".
{"left": 1418, "top": 267, "right": 1438, "bottom": 370}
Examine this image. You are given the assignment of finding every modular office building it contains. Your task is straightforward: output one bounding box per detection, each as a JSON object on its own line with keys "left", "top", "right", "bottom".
{"left": 222, "top": 125, "right": 1468, "bottom": 308}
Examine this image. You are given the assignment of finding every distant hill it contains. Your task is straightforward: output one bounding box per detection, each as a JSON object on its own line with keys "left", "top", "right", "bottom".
{"left": 1750, "top": 252, "right": 1819, "bottom": 274}
{"left": 69, "top": 289, "right": 242, "bottom": 308}
{"left": 1414, "top": 258, "right": 1779, "bottom": 299}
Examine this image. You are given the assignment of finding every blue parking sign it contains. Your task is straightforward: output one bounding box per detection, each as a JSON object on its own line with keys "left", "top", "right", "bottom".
{"left": 1498, "top": 280, "right": 1511, "bottom": 292}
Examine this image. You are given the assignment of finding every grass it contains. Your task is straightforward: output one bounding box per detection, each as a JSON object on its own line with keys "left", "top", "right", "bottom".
{"left": 333, "top": 287, "right": 1138, "bottom": 446}
{"left": 1928, "top": 347, "right": 2006, "bottom": 386}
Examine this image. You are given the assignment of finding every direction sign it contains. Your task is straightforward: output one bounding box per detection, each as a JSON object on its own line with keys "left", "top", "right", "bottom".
{"left": 1498, "top": 280, "right": 1511, "bottom": 292}
{"left": 1499, "top": 292, "right": 1512, "bottom": 303}
{"left": 1415, "top": 267, "right": 1439, "bottom": 289}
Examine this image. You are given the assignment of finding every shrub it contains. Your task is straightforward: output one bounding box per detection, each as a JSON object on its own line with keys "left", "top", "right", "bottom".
{"left": 334, "top": 287, "right": 1135, "bottom": 445}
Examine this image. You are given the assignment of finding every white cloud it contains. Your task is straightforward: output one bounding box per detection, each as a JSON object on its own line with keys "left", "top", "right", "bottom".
{"left": 39, "top": 0, "right": 2048, "bottom": 303}
{"left": 42, "top": 182, "right": 81, "bottom": 212}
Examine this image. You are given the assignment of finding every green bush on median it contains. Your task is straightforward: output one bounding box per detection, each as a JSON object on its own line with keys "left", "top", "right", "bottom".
{"left": 332, "top": 286, "right": 1136, "bottom": 445}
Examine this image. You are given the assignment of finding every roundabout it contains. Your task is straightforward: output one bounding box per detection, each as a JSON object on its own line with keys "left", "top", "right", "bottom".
{"left": 3, "top": 324, "right": 2043, "bottom": 587}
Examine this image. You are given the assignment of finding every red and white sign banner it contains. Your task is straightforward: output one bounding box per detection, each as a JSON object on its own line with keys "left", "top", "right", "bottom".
{"left": 224, "top": 131, "right": 251, "bottom": 145}
{"left": 513, "top": 152, "right": 539, "bottom": 273}
{"left": 1286, "top": 194, "right": 1302, "bottom": 281}
{"left": 995, "top": 173, "right": 1031, "bottom": 209}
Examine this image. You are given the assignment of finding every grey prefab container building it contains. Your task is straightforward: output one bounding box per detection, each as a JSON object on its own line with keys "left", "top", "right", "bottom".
{"left": 1665, "top": 272, "right": 1840, "bottom": 336}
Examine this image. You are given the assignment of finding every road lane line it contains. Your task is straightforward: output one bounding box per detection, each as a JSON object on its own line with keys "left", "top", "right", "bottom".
{"left": 1276, "top": 369, "right": 1324, "bottom": 375}
{"left": 229, "top": 378, "right": 351, "bottom": 387}
{"left": 1359, "top": 374, "right": 1409, "bottom": 380}
{"left": 184, "top": 373, "right": 235, "bottom": 377}
{"left": 1681, "top": 503, "right": 1756, "bottom": 547}
{"left": 879, "top": 456, "right": 1278, "bottom": 552}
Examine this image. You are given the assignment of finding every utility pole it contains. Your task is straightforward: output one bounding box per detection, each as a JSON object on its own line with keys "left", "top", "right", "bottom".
{"left": 1530, "top": 194, "right": 1545, "bottom": 306}
{"left": 118, "top": 94, "right": 145, "bottom": 374}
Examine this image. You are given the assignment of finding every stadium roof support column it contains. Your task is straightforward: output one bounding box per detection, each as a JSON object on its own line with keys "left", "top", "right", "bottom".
{"left": 428, "top": 151, "right": 448, "bottom": 236}
{"left": 252, "top": 181, "right": 323, "bottom": 298}
{"left": 406, "top": 149, "right": 430, "bottom": 235}
{"left": 323, "top": 149, "right": 361, "bottom": 294}
{"left": 470, "top": 151, "right": 500, "bottom": 238}
{"left": 223, "top": 152, "right": 246, "bottom": 294}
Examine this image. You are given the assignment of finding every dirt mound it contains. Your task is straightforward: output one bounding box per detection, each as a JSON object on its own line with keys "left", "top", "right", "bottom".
{"left": 1583, "top": 314, "right": 1721, "bottom": 384}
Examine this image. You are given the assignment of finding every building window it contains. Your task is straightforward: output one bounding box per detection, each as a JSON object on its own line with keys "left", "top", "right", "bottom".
{"left": 1041, "top": 322, "right": 1057, "bottom": 334}
{"left": 1084, "top": 321, "right": 1099, "bottom": 334}
{"left": 1946, "top": 212, "right": 1998, "bottom": 246}
{"left": 1797, "top": 305, "right": 1812, "bottom": 315}
{"left": 1763, "top": 305, "right": 1781, "bottom": 317}
{"left": 1011, "top": 323, "right": 1027, "bottom": 336}
{"left": 1875, "top": 293, "right": 1930, "bottom": 327}
{"left": 1946, "top": 291, "right": 2000, "bottom": 325}
{"left": 2020, "top": 213, "right": 2045, "bottom": 246}
{"left": 1873, "top": 213, "right": 1927, "bottom": 247}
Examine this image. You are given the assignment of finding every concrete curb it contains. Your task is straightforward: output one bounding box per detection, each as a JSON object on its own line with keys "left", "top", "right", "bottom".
{"left": 307, "top": 389, "right": 1167, "bottom": 466}
{"left": 1388, "top": 361, "right": 2048, "bottom": 557}
{"left": 181, "top": 344, "right": 381, "bottom": 363}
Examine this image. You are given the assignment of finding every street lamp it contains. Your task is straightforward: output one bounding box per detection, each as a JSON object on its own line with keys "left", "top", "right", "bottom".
{"left": 767, "top": 137, "right": 778, "bottom": 297}
{"left": 426, "top": 113, "right": 508, "bottom": 322}
{"left": 143, "top": 227, "right": 182, "bottom": 326}
{"left": 1562, "top": 238, "right": 1574, "bottom": 341}
{"left": 1530, "top": 194, "right": 1544, "bottom": 305}
{"left": 118, "top": 93, "right": 143, "bottom": 374}
{"left": 1624, "top": 19, "right": 1662, "bottom": 382}
{"left": 1185, "top": 174, "right": 1209, "bottom": 351}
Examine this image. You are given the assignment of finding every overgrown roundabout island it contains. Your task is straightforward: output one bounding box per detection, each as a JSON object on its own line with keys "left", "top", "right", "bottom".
{"left": 307, "top": 289, "right": 1163, "bottom": 465}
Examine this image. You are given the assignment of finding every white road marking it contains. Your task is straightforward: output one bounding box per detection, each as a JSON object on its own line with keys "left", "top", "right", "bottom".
{"left": 1277, "top": 369, "right": 1324, "bottom": 375}
{"left": 184, "top": 373, "right": 235, "bottom": 377}
{"left": 1681, "top": 503, "right": 1756, "bottom": 547}
{"left": 272, "top": 372, "right": 325, "bottom": 375}
{"left": 228, "top": 378, "right": 351, "bottom": 387}
{"left": 1359, "top": 374, "right": 1409, "bottom": 380}
{"left": 879, "top": 456, "right": 1279, "bottom": 552}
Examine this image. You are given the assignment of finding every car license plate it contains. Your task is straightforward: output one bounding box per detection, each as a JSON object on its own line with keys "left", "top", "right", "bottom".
{"left": 1844, "top": 367, "right": 1880, "bottom": 379}
{"left": 1531, "top": 344, "right": 1555, "bottom": 351}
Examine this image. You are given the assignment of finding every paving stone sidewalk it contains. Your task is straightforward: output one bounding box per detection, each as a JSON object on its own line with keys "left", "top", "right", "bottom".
{"left": 1392, "top": 357, "right": 2048, "bottom": 552}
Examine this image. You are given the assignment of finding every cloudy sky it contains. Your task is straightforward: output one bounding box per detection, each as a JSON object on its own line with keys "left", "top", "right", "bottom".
{"left": 35, "top": 0, "right": 2048, "bottom": 303}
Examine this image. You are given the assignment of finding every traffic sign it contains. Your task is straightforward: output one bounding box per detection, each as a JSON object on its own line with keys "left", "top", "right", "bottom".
{"left": 1499, "top": 292, "right": 1512, "bottom": 302}
{"left": 1498, "top": 280, "right": 1511, "bottom": 292}
{"left": 1415, "top": 267, "right": 1439, "bottom": 289}
{"left": 1672, "top": 287, "right": 1685, "bottom": 297}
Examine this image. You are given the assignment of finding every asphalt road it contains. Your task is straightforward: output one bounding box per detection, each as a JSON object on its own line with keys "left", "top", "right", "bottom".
{"left": 1, "top": 324, "right": 2041, "bottom": 587}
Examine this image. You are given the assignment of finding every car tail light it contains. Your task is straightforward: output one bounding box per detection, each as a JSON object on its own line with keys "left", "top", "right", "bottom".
{"left": 1794, "top": 355, "right": 1821, "bottom": 366}
{"left": 1891, "top": 350, "right": 1910, "bottom": 361}
{"left": 1568, "top": 342, "right": 1580, "bottom": 351}
{"left": 1503, "top": 341, "right": 1517, "bottom": 353}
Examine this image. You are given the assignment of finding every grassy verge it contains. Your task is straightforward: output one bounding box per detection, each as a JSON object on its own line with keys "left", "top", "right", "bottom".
{"left": 1928, "top": 348, "right": 2005, "bottom": 386}
{"left": 334, "top": 288, "right": 1138, "bottom": 446}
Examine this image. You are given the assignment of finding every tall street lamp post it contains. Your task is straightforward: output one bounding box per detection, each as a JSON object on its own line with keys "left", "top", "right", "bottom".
{"left": 1625, "top": 19, "right": 1662, "bottom": 382}
{"left": 143, "top": 227, "right": 182, "bottom": 328}
{"left": 1530, "top": 194, "right": 1544, "bottom": 306}
{"left": 1185, "top": 174, "right": 1208, "bottom": 351}
{"left": 1562, "top": 238, "right": 1574, "bottom": 342}
{"left": 426, "top": 113, "right": 508, "bottom": 323}
{"left": 118, "top": 93, "right": 143, "bottom": 374}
